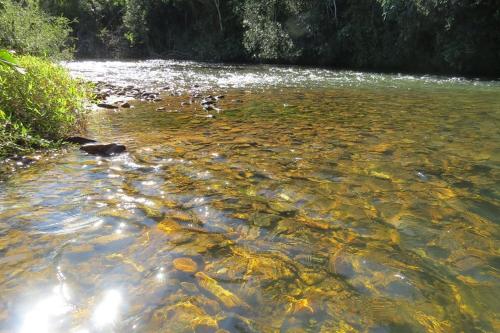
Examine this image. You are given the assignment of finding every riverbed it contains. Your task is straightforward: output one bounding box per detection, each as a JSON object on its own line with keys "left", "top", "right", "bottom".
{"left": 0, "top": 61, "right": 499, "bottom": 332}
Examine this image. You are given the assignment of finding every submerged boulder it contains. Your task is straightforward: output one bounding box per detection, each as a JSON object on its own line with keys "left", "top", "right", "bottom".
{"left": 173, "top": 257, "right": 198, "bottom": 273}
{"left": 80, "top": 143, "right": 126, "bottom": 156}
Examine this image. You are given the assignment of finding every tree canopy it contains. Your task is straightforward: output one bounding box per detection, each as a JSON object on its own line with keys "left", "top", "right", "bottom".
{"left": 3, "top": 0, "right": 499, "bottom": 75}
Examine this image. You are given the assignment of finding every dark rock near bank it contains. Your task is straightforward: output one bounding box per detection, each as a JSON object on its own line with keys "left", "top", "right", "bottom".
{"left": 9, "top": 156, "right": 36, "bottom": 166}
{"left": 65, "top": 136, "right": 97, "bottom": 145}
{"left": 97, "top": 103, "right": 119, "bottom": 109}
{"left": 80, "top": 143, "right": 126, "bottom": 156}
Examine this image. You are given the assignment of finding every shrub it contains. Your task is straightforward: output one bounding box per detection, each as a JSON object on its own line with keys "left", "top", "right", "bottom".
{"left": 0, "top": 53, "right": 92, "bottom": 158}
{"left": 0, "top": 0, "right": 74, "bottom": 59}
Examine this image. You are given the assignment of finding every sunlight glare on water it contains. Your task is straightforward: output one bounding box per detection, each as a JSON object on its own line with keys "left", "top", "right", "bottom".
{"left": 63, "top": 59, "right": 500, "bottom": 91}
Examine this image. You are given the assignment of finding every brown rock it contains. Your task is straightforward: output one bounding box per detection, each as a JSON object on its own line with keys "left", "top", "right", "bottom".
{"left": 173, "top": 257, "right": 198, "bottom": 273}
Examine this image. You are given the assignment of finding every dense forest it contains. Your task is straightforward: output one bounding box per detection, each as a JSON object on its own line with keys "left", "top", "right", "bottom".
{"left": 2, "top": 0, "right": 500, "bottom": 75}
{"left": 38, "top": 0, "right": 500, "bottom": 76}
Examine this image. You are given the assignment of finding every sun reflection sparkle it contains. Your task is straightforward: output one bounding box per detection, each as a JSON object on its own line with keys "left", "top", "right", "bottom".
{"left": 20, "top": 285, "right": 72, "bottom": 333}
{"left": 92, "top": 289, "right": 122, "bottom": 328}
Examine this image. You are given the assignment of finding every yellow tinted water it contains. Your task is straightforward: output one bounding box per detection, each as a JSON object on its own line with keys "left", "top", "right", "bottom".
{"left": 0, "top": 84, "right": 499, "bottom": 332}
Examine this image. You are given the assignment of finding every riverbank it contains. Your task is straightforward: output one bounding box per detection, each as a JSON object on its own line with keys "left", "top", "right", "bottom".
{"left": 0, "top": 55, "right": 92, "bottom": 161}
{"left": 0, "top": 69, "right": 229, "bottom": 176}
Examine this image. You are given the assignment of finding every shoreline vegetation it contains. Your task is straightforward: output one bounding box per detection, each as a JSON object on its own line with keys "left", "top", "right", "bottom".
{"left": 1, "top": 0, "right": 499, "bottom": 162}
{"left": 0, "top": 0, "right": 90, "bottom": 161}
{"left": 0, "top": 52, "right": 92, "bottom": 161}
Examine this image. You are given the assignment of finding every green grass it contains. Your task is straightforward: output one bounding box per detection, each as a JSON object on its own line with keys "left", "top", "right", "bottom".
{"left": 0, "top": 55, "right": 92, "bottom": 158}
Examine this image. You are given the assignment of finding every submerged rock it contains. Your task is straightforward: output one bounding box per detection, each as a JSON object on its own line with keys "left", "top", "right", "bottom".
{"left": 218, "top": 314, "right": 259, "bottom": 333}
{"left": 251, "top": 213, "right": 281, "bottom": 228}
{"left": 195, "top": 272, "right": 249, "bottom": 309}
{"left": 64, "top": 136, "right": 97, "bottom": 145}
{"left": 97, "top": 103, "right": 119, "bottom": 109}
{"left": 80, "top": 143, "right": 126, "bottom": 156}
{"left": 152, "top": 301, "right": 218, "bottom": 333}
{"left": 173, "top": 257, "right": 198, "bottom": 273}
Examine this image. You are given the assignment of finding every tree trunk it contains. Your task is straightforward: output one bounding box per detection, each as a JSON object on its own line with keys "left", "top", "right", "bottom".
{"left": 213, "top": 0, "right": 223, "bottom": 32}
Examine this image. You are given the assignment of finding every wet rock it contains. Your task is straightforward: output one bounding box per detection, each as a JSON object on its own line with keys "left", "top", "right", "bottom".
{"left": 80, "top": 143, "right": 126, "bottom": 156}
{"left": 171, "top": 231, "right": 232, "bottom": 255}
{"left": 193, "top": 295, "right": 221, "bottom": 315}
{"left": 195, "top": 272, "right": 249, "bottom": 309}
{"left": 298, "top": 216, "right": 332, "bottom": 230}
{"left": 9, "top": 156, "right": 35, "bottom": 166}
{"left": 173, "top": 257, "right": 198, "bottom": 273}
{"left": 64, "top": 136, "right": 97, "bottom": 145}
{"left": 246, "top": 255, "right": 296, "bottom": 281}
{"left": 268, "top": 201, "right": 297, "bottom": 215}
{"left": 284, "top": 328, "right": 308, "bottom": 333}
{"left": 287, "top": 298, "right": 314, "bottom": 316}
{"left": 203, "top": 105, "right": 220, "bottom": 113}
{"left": 205, "top": 256, "right": 248, "bottom": 281}
{"left": 202, "top": 99, "right": 216, "bottom": 106}
{"left": 121, "top": 102, "right": 131, "bottom": 108}
{"left": 153, "top": 301, "right": 218, "bottom": 333}
{"left": 299, "top": 270, "right": 327, "bottom": 286}
{"left": 97, "top": 103, "right": 119, "bottom": 109}
{"left": 218, "top": 314, "right": 259, "bottom": 333}
{"left": 180, "top": 282, "right": 199, "bottom": 293}
{"left": 251, "top": 213, "right": 280, "bottom": 228}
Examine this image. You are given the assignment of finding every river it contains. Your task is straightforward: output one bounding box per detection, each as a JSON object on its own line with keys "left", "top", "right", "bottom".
{"left": 0, "top": 60, "right": 499, "bottom": 332}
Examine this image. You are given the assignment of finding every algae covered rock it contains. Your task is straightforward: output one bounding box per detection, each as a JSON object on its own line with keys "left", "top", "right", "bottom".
{"left": 152, "top": 301, "right": 218, "bottom": 333}
{"left": 195, "top": 272, "right": 249, "bottom": 309}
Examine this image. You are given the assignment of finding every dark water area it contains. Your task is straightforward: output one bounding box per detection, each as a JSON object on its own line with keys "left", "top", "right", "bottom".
{"left": 0, "top": 61, "right": 499, "bottom": 332}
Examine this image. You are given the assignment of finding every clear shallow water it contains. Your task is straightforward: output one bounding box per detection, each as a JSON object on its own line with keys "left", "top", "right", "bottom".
{"left": 1, "top": 61, "right": 500, "bottom": 333}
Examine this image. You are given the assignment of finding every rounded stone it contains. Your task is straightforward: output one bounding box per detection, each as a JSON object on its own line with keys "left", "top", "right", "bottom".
{"left": 173, "top": 257, "right": 198, "bottom": 273}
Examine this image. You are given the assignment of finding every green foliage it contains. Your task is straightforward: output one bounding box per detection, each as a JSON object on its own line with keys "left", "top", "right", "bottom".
{"left": 0, "top": 54, "right": 92, "bottom": 158}
{"left": 242, "top": 0, "right": 300, "bottom": 61}
{"left": 37, "top": 0, "right": 500, "bottom": 75}
{"left": 0, "top": 0, "right": 74, "bottom": 59}
{"left": 0, "top": 49, "right": 26, "bottom": 73}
